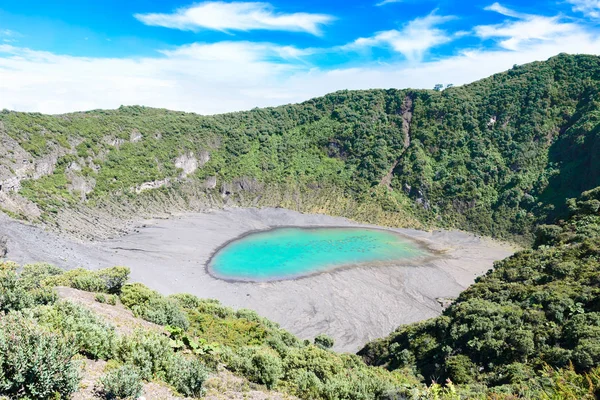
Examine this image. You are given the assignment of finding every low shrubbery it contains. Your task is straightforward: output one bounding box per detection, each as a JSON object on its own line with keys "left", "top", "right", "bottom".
{"left": 0, "top": 313, "right": 81, "bottom": 399}
{"left": 99, "top": 365, "right": 143, "bottom": 400}
{"left": 115, "top": 330, "right": 173, "bottom": 381}
{"left": 166, "top": 354, "right": 210, "bottom": 397}
{"left": 43, "top": 266, "right": 130, "bottom": 294}
{"left": 35, "top": 300, "right": 117, "bottom": 360}
{"left": 120, "top": 283, "right": 189, "bottom": 330}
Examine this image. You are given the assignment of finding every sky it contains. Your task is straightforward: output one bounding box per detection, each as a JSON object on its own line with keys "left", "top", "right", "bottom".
{"left": 1, "top": 0, "right": 600, "bottom": 114}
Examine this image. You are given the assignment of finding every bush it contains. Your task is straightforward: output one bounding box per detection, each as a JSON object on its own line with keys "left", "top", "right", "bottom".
{"left": 445, "top": 354, "right": 477, "bottom": 384}
{"left": 99, "top": 365, "right": 143, "bottom": 400}
{"left": 44, "top": 266, "right": 130, "bottom": 294}
{"left": 19, "top": 263, "right": 63, "bottom": 290}
{"left": 116, "top": 331, "right": 173, "bottom": 381}
{"left": 169, "top": 293, "right": 202, "bottom": 309}
{"left": 0, "top": 313, "right": 81, "bottom": 399}
{"left": 0, "top": 262, "right": 33, "bottom": 312}
{"left": 35, "top": 300, "right": 117, "bottom": 360}
{"left": 120, "top": 284, "right": 189, "bottom": 330}
{"left": 231, "top": 347, "right": 284, "bottom": 389}
{"left": 98, "top": 266, "right": 130, "bottom": 294}
{"left": 96, "top": 293, "right": 107, "bottom": 303}
{"left": 314, "top": 334, "right": 335, "bottom": 350}
{"left": 166, "top": 354, "right": 209, "bottom": 397}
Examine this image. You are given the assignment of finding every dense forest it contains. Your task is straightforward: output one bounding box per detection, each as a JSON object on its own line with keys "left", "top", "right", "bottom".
{"left": 359, "top": 187, "right": 600, "bottom": 397}
{"left": 2, "top": 53, "right": 600, "bottom": 398}
{"left": 2, "top": 53, "right": 600, "bottom": 241}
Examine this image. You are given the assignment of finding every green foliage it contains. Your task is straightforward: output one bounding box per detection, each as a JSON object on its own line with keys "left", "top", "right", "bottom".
{"left": 0, "top": 313, "right": 81, "bottom": 399}
{"left": 228, "top": 346, "right": 283, "bottom": 389}
{"left": 0, "top": 262, "right": 34, "bottom": 312}
{"left": 115, "top": 330, "right": 173, "bottom": 381}
{"left": 9, "top": 55, "right": 600, "bottom": 239}
{"left": 360, "top": 188, "right": 600, "bottom": 394}
{"left": 120, "top": 283, "right": 189, "bottom": 330}
{"left": 99, "top": 365, "right": 143, "bottom": 400}
{"left": 165, "top": 354, "right": 209, "bottom": 397}
{"left": 44, "top": 266, "right": 130, "bottom": 294}
{"left": 314, "top": 334, "right": 335, "bottom": 349}
{"left": 35, "top": 300, "right": 117, "bottom": 360}
{"left": 19, "top": 263, "right": 63, "bottom": 290}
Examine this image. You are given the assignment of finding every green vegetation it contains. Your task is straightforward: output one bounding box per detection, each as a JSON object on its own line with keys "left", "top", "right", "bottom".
{"left": 99, "top": 365, "right": 143, "bottom": 400}
{"left": 359, "top": 188, "right": 600, "bottom": 396}
{"left": 0, "top": 312, "right": 81, "bottom": 399}
{"left": 0, "top": 260, "right": 424, "bottom": 399}
{"left": 3, "top": 54, "right": 600, "bottom": 398}
{"left": 4, "top": 54, "right": 600, "bottom": 240}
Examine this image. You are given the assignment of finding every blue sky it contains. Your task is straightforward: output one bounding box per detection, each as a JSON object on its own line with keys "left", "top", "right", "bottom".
{"left": 1, "top": 0, "right": 600, "bottom": 114}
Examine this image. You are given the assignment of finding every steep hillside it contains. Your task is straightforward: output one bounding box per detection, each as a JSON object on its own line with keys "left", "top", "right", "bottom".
{"left": 2, "top": 53, "right": 600, "bottom": 241}
{"left": 359, "top": 187, "right": 600, "bottom": 396}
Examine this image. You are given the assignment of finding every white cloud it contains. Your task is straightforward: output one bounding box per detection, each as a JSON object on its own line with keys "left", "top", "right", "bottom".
{"left": 476, "top": 3, "right": 580, "bottom": 50}
{"left": 566, "top": 0, "right": 600, "bottom": 18}
{"left": 134, "top": 2, "right": 333, "bottom": 35}
{"left": 1, "top": 8, "right": 600, "bottom": 115}
{"left": 375, "top": 0, "right": 402, "bottom": 6}
{"left": 346, "top": 13, "right": 454, "bottom": 62}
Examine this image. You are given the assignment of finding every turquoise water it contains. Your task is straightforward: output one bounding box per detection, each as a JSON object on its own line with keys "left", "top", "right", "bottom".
{"left": 208, "top": 227, "right": 427, "bottom": 281}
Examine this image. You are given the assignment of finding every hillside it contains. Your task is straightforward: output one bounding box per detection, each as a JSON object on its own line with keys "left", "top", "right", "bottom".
{"left": 2, "top": 53, "right": 600, "bottom": 241}
{"left": 359, "top": 186, "right": 600, "bottom": 397}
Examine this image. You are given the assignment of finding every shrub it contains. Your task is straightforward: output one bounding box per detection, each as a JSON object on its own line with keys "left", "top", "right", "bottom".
{"left": 169, "top": 293, "right": 202, "bottom": 309}
{"left": 0, "top": 262, "right": 33, "bottom": 312}
{"left": 445, "top": 355, "right": 477, "bottom": 384}
{"left": 99, "top": 365, "right": 143, "bottom": 400}
{"left": 45, "top": 268, "right": 105, "bottom": 292}
{"left": 166, "top": 354, "right": 209, "bottom": 397}
{"left": 35, "top": 300, "right": 117, "bottom": 360}
{"left": 231, "top": 347, "right": 284, "bottom": 389}
{"left": 314, "top": 334, "right": 335, "bottom": 350}
{"left": 115, "top": 331, "right": 173, "bottom": 381}
{"left": 19, "top": 263, "right": 63, "bottom": 290}
{"left": 44, "top": 266, "right": 130, "bottom": 294}
{"left": 98, "top": 266, "right": 130, "bottom": 294}
{"left": 120, "top": 283, "right": 189, "bottom": 330}
{"left": 0, "top": 313, "right": 81, "bottom": 399}
{"left": 96, "top": 293, "right": 107, "bottom": 303}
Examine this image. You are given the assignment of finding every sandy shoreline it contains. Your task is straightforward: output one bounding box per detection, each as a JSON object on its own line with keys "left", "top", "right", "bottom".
{"left": 0, "top": 207, "right": 515, "bottom": 352}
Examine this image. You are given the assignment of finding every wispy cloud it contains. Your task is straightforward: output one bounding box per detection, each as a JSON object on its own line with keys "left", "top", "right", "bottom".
{"left": 345, "top": 12, "right": 454, "bottom": 62}
{"left": 375, "top": 0, "right": 402, "bottom": 6}
{"left": 134, "top": 1, "right": 334, "bottom": 36}
{"left": 475, "top": 3, "right": 580, "bottom": 51}
{"left": 1, "top": 4, "right": 600, "bottom": 115}
{"left": 0, "top": 29, "right": 20, "bottom": 43}
{"left": 566, "top": 0, "right": 600, "bottom": 18}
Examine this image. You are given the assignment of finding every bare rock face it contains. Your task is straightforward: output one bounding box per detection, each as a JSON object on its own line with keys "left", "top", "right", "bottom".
{"left": 0, "top": 192, "right": 42, "bottom": 219}
{"left": 135, "top": 179, "right": 170, "bottom": 193}
{"left": 33, "top": 154, "right": 58, "bottom": 179}
{"left": 174, "top": 152, "right": 198, "bottom": 178}
{"left": 198, "top": 150, "right": 210, "bottom": 166}
{"left": 67, "top": 173, "right": 96, "bottom": 200}
{"left": 174, "top": 151, "right": 210, "bottom": 179}
{"left": 0, "top": 235, "right": 7, "bottom": 258}
{"left": 203, "top": 176, "right": 217, "bottom": 189}
{"left": 130, "top": 129, "right": 142, "bottom": 143}
{"left": 220, "top": 177, "right": 263, "bottom": 197}
{"left": 0, "top": 129, "right": 35, "bottom": 192}
{"left": 105, "top": 136, "right": 126, "bottom": 148}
